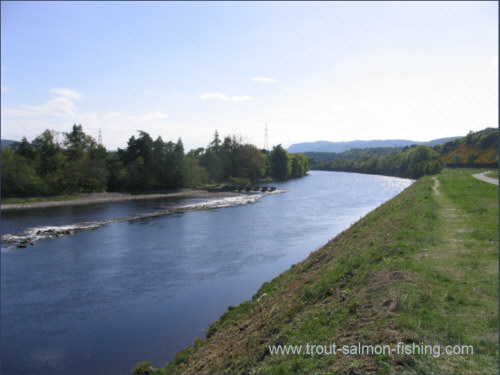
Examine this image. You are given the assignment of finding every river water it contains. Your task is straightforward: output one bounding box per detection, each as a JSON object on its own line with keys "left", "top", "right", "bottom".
{"left": 1, "top": 171, "right": 412, "bottom": 375}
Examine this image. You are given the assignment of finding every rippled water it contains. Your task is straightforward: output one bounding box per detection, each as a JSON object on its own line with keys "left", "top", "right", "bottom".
{"left": 1, "top": 191, "right": 276, "bottom": 246}
{"left": 1, "top": 171, "right": 412, "bottom": 375}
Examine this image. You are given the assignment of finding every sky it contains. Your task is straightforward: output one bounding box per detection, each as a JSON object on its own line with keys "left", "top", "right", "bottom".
{"left": 1, "top": 1, "right": 498, "bottom": 151}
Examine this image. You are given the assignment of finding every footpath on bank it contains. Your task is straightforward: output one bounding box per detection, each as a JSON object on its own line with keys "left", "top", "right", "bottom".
{"left": 472, "top": 171, "right": 499, "bottom": 186}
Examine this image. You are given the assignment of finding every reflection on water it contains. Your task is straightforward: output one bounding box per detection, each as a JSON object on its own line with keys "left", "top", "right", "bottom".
{"left": 1, "top": 171, "right": 412, "bottom": 375}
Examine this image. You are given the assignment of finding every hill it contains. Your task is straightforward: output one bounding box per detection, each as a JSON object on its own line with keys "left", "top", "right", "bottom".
{"left": 307, "top": 128, "right": 498, "bottom": 178}
{"left": 435, "top": 127, "right": 498, "bottom": 167}
{"left": 287, "top": 137, "right": 459, "bottom": 153}
{"left": 144, "top": 169, "right": 498, "bottom": 375}
{"left": 1, "top": 139, "right": 19, "bottom": 149}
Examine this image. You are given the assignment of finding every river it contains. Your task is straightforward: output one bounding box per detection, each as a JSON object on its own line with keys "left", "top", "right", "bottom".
{"left": 1, "top": 171, "right": 412, "bottom": 375}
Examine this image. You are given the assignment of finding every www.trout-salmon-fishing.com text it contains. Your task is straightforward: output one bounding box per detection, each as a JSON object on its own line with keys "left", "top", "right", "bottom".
{"left": 268, "top": 342, "right": 473, "bottom": 358}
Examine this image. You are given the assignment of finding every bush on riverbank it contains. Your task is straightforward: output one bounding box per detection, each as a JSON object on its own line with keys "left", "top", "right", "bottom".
{"left": 133, "top": 361, "right": 154, "bottom": 375}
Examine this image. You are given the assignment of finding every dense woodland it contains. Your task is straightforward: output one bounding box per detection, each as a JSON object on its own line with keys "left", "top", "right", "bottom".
{"left": 310, "top": 128, "right": 498, "bottom": 179}
{"left": 311, "top": 145, "right": 444, "bottom": 179}
{"left": 1, "top": 125, "right": 309, "bottom": 198}
{"left": 435, "top": 127, "right": 498, "bottom": 166}
{"left": 305, "top": 146, "right": 407, "bottom": 162}
{"left": 2, "top": 126, "right": 496, "bottom": 197}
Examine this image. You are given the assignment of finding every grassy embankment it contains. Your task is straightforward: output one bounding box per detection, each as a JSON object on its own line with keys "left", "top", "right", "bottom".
{"left": 143, "top": 168, "right": 498, "bottom": 375}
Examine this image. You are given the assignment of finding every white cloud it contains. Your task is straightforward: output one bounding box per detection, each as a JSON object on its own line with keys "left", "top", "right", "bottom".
{"left": 200, "top": 92, "right": 253, "bottom": 102}
{"left": 3, "top": 96, "right": 78, "bottom": 118}
{"left": 1, "top": 86, "right": 8, "bottom": 92}
{"left": 252, "top": 77, "right": 279, "bottom": 83}
{"left": 491, "top": 56, "right": 498, "bottom": 67}
{"left": 2, "top": 108, "right": 171, "bottom": 150}
{"left": 3, "top": 87, "right": 83, "bottom": 118}
{"left": 72, "top": 111, "right": 172, "bottom": 149}
{"left": 25, "top": 97, "right": 78, "bottom": 117}
{"left": 49, "top": 87, "right": 82, "bottom": 99}
{"left": 1, "top": 88, "right": 170, "bottom": 149}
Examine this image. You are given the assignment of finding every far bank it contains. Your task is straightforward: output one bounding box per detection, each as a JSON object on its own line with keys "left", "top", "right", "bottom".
{"left": 0, "top": 189, "right": 244, "bottom": 211}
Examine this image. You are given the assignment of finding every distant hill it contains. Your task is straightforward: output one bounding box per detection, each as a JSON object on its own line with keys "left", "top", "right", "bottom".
{"left": 1, "top": 139, "right": 19, "bottom": 149}
{"left": 287, "top": 137, "right": 460, "bottom": 153}
{"left": 308, "top": 128, "right": 498, "bottom": 177}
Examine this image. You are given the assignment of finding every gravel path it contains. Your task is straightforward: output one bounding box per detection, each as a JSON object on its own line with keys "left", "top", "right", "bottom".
{"left": 431, "top": 176, "right": 441, "bottom": 196}
{"left": 472, "top": 171, "right": 499, "bottom": 186}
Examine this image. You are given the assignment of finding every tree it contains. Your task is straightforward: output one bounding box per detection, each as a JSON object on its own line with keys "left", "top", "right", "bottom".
{"left": 1, "top": 148, "right": 47, "bottom": 196}
{"left": 64, "top": 124, "right": 96, "bottom": 153}
{"left": 290, "top": 153, "right": 309, "bottom": 178}
{"left": 208, "top": 130, "right": 221, "bottom": 154}
{"left": 31, "top": 129, "right": 61, "bottom": 177}
{"left": 61, "top": 125, "right": 106, "bottom": 192}
{"left": 466, "top": 130, "right": 473, "bottom": 145}
{"left": 233, "top": 144, "right": 267, "bottom": 181}
{"left": 184, "top": 152, "right": 209, "bottom": 187}
{"left": 269, "top": 145, "right": 291, "bottom": 180}
{"left": 200, "top": 148, "right": 223, "bottom": 182}
{"left": 120, "top": 131, "right": 154, "bottom": 166}
{"left": 14, "top": 137, "right": 35, "bottom": 160}
{"left": 2, "top": 124, "right": 308, "bottom": 196}
{"left": 171, "top": 138, "right": 185, "bottom": 186}
{"left": 119, "top": 131, "right": 156, "bottom": 189}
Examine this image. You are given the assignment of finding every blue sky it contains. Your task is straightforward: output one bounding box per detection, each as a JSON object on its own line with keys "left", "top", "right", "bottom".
{"left": 1, "top": 1, "right": 498, "bottom": 151}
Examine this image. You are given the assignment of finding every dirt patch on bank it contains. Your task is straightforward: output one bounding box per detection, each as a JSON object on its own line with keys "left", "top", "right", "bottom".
{"left": 431, "top": 176, "right": 440, "bottom": 196}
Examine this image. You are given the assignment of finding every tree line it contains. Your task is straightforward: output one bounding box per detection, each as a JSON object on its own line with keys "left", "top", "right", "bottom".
{"left": 1, "top": 125, "right": 309, "bottom": 197}
{"left": 309, "top": 127, "right": 498, "bottom": 178}
{"left": 310, "top": 145, "right": 444, "bottom": 179}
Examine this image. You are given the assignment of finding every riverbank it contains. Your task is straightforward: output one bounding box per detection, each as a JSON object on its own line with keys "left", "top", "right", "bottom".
{"left": 1, "top": 190, "right": 241, "bottom": 211}
{"left": 143, "top": 168, "right": 498, "bottom": 374}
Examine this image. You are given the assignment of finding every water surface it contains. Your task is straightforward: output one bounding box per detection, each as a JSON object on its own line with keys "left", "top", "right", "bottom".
{"left": 1, "top": 171, "right": 412, "bottom": 375}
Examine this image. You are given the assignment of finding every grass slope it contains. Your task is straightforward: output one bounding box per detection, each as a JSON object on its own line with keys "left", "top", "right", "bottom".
{"left": 146, "top": 169, "right": 498, "bottom": 375}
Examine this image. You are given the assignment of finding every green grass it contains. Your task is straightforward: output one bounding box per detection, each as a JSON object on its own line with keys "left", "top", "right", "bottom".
{"left": 397, "top": 169, "right": 498, "bottom": 373}
{"left": 146, "top": 168, "right": 498, "bottom": 375}
{"left": 2, "top": 195, "right": 78, "bottom": 204}
{"left": 486, "top": 169, "right": 498, "bottom": 179}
